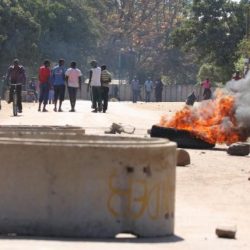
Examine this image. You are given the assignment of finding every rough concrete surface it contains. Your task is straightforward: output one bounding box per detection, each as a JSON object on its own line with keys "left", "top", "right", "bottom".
{"left": 0, "top": 136, "right": 176, "bottom": 238}
{"left": 0, "top": 100, "right": 250, "bottom": 250}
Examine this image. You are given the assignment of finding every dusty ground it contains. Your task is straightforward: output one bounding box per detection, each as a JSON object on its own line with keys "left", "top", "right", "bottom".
{"left": 0, "top": 100, "right": 249, "bottom": 250}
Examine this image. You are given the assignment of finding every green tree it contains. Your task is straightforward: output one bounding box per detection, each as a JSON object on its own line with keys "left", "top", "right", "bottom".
{"left": 171, "top": 0, "right": 246, "bottom": 80}
{"left": 197, "top": 63, "right": 226, "bottom": 84}
{"left": 237, "top": 38, "right": 250, "bottom": 58}
{"left": 92, "top": 0, "right": 191, "bottom": 81}
{"left": 234, "top": 38, "right": 250, "bottom": 75}
{"left": 0, "top": 0, "right": 102, "bottom": 75}
{"left": 0, "top": 0, "right": 40, "bottom": 69}
{"left": 29, "top": 0, "right": 102, "bottom": 70}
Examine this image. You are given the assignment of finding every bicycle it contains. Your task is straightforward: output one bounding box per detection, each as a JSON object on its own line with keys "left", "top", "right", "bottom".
{"left": 10, "top": 83, "right": 22, "bottom": 116}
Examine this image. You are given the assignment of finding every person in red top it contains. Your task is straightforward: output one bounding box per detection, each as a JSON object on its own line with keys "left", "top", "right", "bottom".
{"left": 201, "top": 78, "right": 212, "bottom": 100}
{"left": 38, "top": 60, "right": 51, "bottom": 112}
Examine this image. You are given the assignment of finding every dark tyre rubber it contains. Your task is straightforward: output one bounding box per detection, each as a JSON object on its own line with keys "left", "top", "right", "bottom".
{"left": 150, "top": 125, "right": 215, "bottom": 149}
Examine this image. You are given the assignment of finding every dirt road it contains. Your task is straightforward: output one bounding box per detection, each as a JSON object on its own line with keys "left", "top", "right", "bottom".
{"left": 0, "top": 100, "right": 249, "bottom": 250}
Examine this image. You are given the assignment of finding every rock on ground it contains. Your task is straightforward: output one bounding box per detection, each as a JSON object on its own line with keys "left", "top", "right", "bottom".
{"left": 215, "top": 225, "right": 237, "bottom": 239}
{"left": 177, "top": 149, "right": 190, "bottom": 166}
{"left": 227, "top": 143, "right": 250, "bottom": 156}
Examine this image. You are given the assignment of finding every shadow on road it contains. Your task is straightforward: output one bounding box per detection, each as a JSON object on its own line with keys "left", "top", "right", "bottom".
{"left": 0, "top": 234, "right": 184, "bottom": 244}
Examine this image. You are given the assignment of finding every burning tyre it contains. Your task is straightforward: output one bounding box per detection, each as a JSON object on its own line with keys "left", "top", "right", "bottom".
{"left": 150, "top": 125, "right": 215, "bottom": 149}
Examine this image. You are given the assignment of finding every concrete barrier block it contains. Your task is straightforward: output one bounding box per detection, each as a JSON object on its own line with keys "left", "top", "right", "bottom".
{"left": 0, "top": 135, "right": 176, "bottom": 238}
{"left": 0, "top": 125, "right": 85, "bottom": 133}
{"left": 0, "top": 125, "right": 85, "bottom": 140}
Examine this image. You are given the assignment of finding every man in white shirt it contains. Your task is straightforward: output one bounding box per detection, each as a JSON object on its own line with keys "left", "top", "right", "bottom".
{"left": 87, "top": 60, "right": 102, "bottom": 112}
{"left": 65, "top": 61, "right": 82, "bottom": 112}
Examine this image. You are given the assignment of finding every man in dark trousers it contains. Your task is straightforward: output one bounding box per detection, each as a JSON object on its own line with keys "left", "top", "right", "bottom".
{"left": 100, "top": 65, "right": 112, "bottom": 113}
{"left": 6, "top": 58, "right": 26, "bottom": 113}
{"left": 131, "top": 76, "right": 140, "bottom": 103}
{"left": 155, "top": 78, "right": 163, "bottom": 102}
{"left": 51, "top": 59, "right": 66, "bottom": 112}
{"left": 38, "top": 60, "right": 51, "bottom": 112}
{"left": 87, "top": 60, "right": 102, "bottom": 112}
{"left": 65, "top": 61, "right": 82, "bottom": 112}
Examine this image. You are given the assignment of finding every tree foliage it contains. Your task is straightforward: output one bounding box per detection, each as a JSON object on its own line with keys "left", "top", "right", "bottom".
{"left": 0, "top": 0, "right": 247, "bottom": 84}
{"left": 92, "top": 0, "right": 192, "bottom": 82}
{"left": 171, "top": 0, "right": 246, "bottom": 80}
{"left": 0, "top": 0, "right": 101, "bottom": 74}
{"left": 237, "top": 38, "right": 250, "bottom": 58}
{"left": 197, "top": 63, "right": 226, "bottom": 84}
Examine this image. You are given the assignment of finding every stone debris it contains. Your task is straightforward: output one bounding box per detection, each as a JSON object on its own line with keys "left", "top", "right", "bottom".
{"left": 105, "top": 123, "right": 135, "bottom": 134}
{"left": 176, "top": 149, "right": 190, "bottom": 166}
{"left": 215, "top": 225, "right": 237, "bottom": 239}
{"left": 227, "top": 143, "right": 250, "bottom": 156}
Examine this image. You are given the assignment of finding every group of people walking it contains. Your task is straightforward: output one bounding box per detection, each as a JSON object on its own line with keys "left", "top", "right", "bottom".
{"left": 38, "top": 59, "right": 82, "bottom": 112}
{"left": 5, "top": 58, "right": 112, "bottom": 114}
{"left": 131, "top": 76, "right": 163, "bottom": 103}
{"left": 5, "top": 58, "right": 247, "bottom": 114}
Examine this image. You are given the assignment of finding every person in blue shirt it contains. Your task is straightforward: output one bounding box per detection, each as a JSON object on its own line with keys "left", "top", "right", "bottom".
{"left": 51, "top": 59, "right": 66, "bottom": 112}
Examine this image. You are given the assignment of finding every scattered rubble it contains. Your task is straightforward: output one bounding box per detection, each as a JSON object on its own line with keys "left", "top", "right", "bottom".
{"left": 105, "top": 123, "right": 135, "bottom": 135}
{"left": 215, "top": 225, "right": 237, "bottom": 239}
{"left": 227, "top": 143, "right": 250, "bottom": 156}
{"left": 176, "top": 149, "right": 190, "bottom": 166}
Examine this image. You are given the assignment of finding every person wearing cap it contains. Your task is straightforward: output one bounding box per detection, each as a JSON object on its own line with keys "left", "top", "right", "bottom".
{"left": 87, "top": 60, "right": 102, "bottom": 112}
{"left": 6, "top": 58, "right": 26, "bottom": 113}
{"left": 38, "top": 60, "right": 51, "bottom": 112}
{"left": 51, "top": 59, "right": 66, "bottom": 112}
{"left": 100, "top": 65, "right": 112, "bottom": 113}
{"left": 65, "top": 61, "right": 82, "bottom": 112}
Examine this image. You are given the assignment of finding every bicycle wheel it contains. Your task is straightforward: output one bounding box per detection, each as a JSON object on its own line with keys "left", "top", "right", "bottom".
{"left": 13, "top": 92, "right": 18, "bottom": 116}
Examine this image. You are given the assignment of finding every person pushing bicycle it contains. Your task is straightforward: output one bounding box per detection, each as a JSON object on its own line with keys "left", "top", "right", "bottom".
{"left": 6, "top": 58, "right": 26, "bottom": 113}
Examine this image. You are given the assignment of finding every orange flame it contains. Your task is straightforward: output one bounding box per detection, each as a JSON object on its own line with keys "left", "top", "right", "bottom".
{"left": 160, "top": 90, "right": 242, "bottom": 145}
